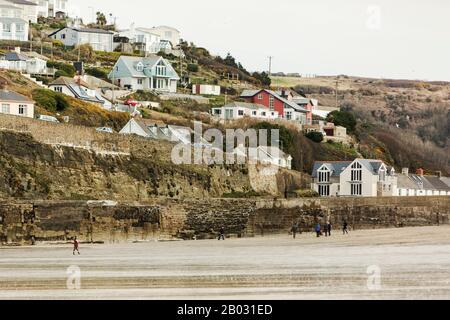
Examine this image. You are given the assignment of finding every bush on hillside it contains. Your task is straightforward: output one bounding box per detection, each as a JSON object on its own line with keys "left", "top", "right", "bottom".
{"left": 47, "top": 60, "right": 76, "bottom": 77}
{"left": 305, "top": 131, "right": 324, "bottom": 143}
{"left": 187, "top": 63, "right": 199, "bottom": 73}
{"left": 85, "top": 67, "right": 109, "bottom": 79}
{"left": 326, "top": 110, "right": 357, "bottom": 133}
{"left": 32, "top": 89, "right": 69, "bottom": 112}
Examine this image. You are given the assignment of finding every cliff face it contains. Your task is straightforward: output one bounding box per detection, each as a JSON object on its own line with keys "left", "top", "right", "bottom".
{"left": 0, "top": 131, "right": 255, "bottom": 200}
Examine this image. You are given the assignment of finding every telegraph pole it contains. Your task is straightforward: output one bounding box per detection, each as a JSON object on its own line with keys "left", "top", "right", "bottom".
{"left": 335, "top": 76, "right": 339, "bottom": 109}
{"left": 268, "top": 56, "right": 274, "bottom": 75}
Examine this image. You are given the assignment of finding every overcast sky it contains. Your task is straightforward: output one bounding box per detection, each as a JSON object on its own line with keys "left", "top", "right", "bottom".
{"left": 71, "top": 0, "right": 450, "bottom": 81}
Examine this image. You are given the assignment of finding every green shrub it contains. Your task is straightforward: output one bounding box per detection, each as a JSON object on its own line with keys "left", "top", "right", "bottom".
{"left": 85, "top": 67, "right": 109, "bottom": 79}
{"left": 32, "top": 89, "right": 69, "bottom": 112}
{"left": 305, "top": 131, "right": 324, "bottom": 143}
{"left": 47, "top": 60, "right": 76, "bottom": 77}
{"left": 326, "top": 110, "right": 357, "bottom": 133}
{"left": 187, "top": 63, "right": 199, "bottom": 72}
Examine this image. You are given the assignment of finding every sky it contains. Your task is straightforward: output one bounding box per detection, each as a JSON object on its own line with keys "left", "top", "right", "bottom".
{"left": 70, "top": 0, "right": 450, "bottom": 81}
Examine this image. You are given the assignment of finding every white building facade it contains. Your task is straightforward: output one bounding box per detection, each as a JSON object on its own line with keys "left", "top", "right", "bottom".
{"left": 49, "top": 26, "right": 114, "bottom": 52}
{"left": 212, "top": 102, "right": 279, "bottom": 121}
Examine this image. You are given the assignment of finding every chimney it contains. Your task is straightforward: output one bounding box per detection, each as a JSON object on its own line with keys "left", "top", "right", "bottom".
{"left": 402, "top": 168, "right": 409, "bottom": 176}
{"left": 14, "top": 47, "right": 21, "bottom": 54}
{"left": 416, "top": 168, "right": 424, "bottom": 176}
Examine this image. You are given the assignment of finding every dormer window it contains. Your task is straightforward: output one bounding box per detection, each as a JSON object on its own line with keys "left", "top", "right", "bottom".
{"left": 136, "top": 62, "right": 144, "bottom": 72}
{"left": 156, "top": 61, "right": 167, "bottom": 76}
{"left": 318, "top": 167, "right": 331, "bottom": 183}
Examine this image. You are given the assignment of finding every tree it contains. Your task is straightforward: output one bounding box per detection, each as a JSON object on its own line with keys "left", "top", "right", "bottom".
{"left": 96, "top": 12, "right": 107, "bottom": 26}
{"left": 326, "top": 110, "right": 357, "bottom": 133}
{"left": 187, "top": 63, "right": 199, "bottom": 73}
{"left": 252, "top": 71, "right": 271, "bottom": 87}
{"left": 74, "top": 44, "right": 95, "bottom": 61}
{"left": 305, "top": 132, "right": 324, "bottom": 143}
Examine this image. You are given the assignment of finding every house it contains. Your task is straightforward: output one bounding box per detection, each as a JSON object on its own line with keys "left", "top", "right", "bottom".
{"left": 108, "top": 55, "right": 180, "bottom": 93}
{"left": 48, "top": 76, "right": 105, "bottom": 105}
{"left": 240, "top": 89, "right": 311, "bottom": 125}
{"left": 6, "top": 0, "right": 38, "bottom": 23}
{"left": 304, "top": 121, "right": 348, "bottom": 144}
{"left": 0, "top": 48, "right": 54, "bottom": 75}
{"left": 48, "top": 26, "right": 115, "bottom": 52}
{"left": 119, "top": 118, "right": 197, "bottom": 145}
{"left": 48, "top": 0, "right": 67, "bottom": 17}
{"left": 0, "top": 89, "right": 34, "bottom": 118}
{"left": 396, "top": 168, "right": 450, "bottom": 197}
{"left": 0, "top": 1, "right": 29, "bottom": 41}
{"left": 149, "top": 25, "right": 180, "bottom": 46}
{"left": 192, "top": 84, "right": 221, "bottom": 96}
{"left": 311, "top": 159, "right": 397, "bottom": 197}
{"left": 118, "top": 24, "right": 161, "bottom": 54}
{"left": 234, "top": 145, "right": 292, "bottom": 170}
{"left": 212, "top": 102, "right": 279, "bottom": 121}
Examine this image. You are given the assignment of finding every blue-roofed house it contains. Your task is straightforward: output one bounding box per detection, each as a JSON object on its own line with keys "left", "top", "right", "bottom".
{"left": 108, "top": 55, "right": 180, "bottom": 93}
{"left": 311, "top": 159, "right": 397, "bottom": 197}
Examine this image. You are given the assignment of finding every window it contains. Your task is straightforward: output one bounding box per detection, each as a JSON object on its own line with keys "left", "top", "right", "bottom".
{"left": 379, "top": 168, "right": 386, "bottom": 182}
{"left": 18, "top": 105, "right": 27, "bottom": 116}
{"left": 3, "top": 23, "right": 11, "bottom": 32}
{"left": 350, "top": 161, "right": 362, "bottom": 182}
{"left": 136, "top": 62, "right": 144, "bottom": 72}
{"left": 252, "top": 111, "right": 257, "bottom": 116}
{"left": 54, "top": 86, "right": 63, "bottom": 93}
{"left": 318, "top": 169, "right": 331, "bottom": 183}
{"left": 351, "top": 184, "right": 362, "bottom": 196}
{"left": 269, "top": 95, "right": 274, "bottom": 110}
{"left": 61, "top": 34, "right": 66, "bottom": 39}
{"left": 257, "top": 94, "right": 263, "bottom": 100}
{"left": 16, "top": 24, "right": 24, "bottom": 32}
{"left": 261, "top": 111, "right": 266, "bottom": 116}
{"left": 318, "top": 185, "right": 330, "bottom": 196}
{"left": 1, "top": 104, "right": 10, "bottom": 114}
{"left": 213, "top": 109, "right": 222, "bottom": 115}
{"left": 156, "top": 61, "right": 167, "bottom": 76}
{"left": 238, "top": 110, "right": 244, "bottom": 116}
{"left": 137, "top": 79, "right": 143, "bottom": 85}
{"left": 286, "top": 111, "right": 292, "bottom": 120}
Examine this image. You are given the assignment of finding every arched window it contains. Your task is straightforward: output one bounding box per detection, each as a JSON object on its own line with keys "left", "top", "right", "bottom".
{"left": 136, "top": 62, "right": 144, "bottom": 72}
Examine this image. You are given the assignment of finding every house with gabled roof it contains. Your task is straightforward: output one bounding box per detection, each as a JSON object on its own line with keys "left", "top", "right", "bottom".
{"left": 48, "top": 76, "right": 105, "bottom": 105}
{"left": 396, "top": 168, "right": 450, "bottom": 196}
{"left": 212, "top": 101, "right": 279, "bottom": 121}
{"left": 108, "top": 55, "right": 180, "bottom": 93}
{"left": 312, "top": 159, "right": 397, "bottom": 197}
{"left": 240, "top": 89, "right": 312, "bottom": 125}
{"left": 49, "top": 26, "right": 115, "bottom": 52}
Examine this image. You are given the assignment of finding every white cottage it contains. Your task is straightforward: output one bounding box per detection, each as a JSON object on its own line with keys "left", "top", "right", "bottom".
{"left": 49, "top": 26, "right": 114, "bottom": 52}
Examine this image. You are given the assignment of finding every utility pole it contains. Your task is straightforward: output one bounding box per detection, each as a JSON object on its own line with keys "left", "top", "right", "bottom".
{"left": 335, "top": 76, "right": 339, "bottom": 109}
{"left": 268, "top": 56, "right": 274, "bottom": 75}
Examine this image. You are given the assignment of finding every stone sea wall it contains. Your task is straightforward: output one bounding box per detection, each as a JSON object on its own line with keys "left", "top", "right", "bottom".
{"left": 1, "top": 196, "right": 449, "bottom": 245}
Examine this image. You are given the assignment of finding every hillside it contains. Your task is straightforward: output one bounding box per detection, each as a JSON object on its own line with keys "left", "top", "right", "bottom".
{"left": 271, "top": 75, "right": 450, "bottom": 175}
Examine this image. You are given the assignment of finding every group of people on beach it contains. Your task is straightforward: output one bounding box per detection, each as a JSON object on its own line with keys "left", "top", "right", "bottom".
{"left": 291, "top": 220, "right": 349, "bottom": 239}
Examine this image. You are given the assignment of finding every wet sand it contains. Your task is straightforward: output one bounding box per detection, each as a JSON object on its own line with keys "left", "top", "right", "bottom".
{"left": 1, "top": 226, "right": 450, "bottom": 300}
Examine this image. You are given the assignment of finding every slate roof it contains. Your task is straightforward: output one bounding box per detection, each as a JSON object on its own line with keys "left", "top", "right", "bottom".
{"left": 397, "top": 174, "right": 450, "bottom": 191}
{"left": 0, "top": 90, "right": 33, "bottom": 102}
{"left": 49, "top": 27, "right": 114, "bottom": 37}
{"left": 312, "top": 161, "right": 352, "bottom": 178}
{"left": 240, "top": 89, "right": 307, "bottom": 113}
{"left": 6, "top": 0, "right": 37, "bottom": 5}
{"left": 4, "top": 52, "right": 29, "bottom": 61}
{"left": 221, "top": 101, "right": 268, "bottom": 110}
{"left": 49, "top": 77, "right": 104, "bottom": 103}
{"left": 111, "top": 55, "right": 180, "bottom": 80}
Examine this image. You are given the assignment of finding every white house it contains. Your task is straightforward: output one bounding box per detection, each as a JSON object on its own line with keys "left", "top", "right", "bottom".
{"left": 0, "top": 1, "right": 29, "bottom": 41}
{"left": 149, "top": 25, "right": 180, "bottom": 46}
{"left": 0, "top": 48, "right": 53, "bottom": 75}
{"left": 396, "top": 168, "right": 450, "bottom": 197}
{"left": 6, "top": 0, "right": 38, "bottom": 23}
{"left": 0, "top": 89, "right": 34, "bottom": 118}
{"left": 48, "top": 76, "right": 105, "bottom": 105}
{"left": 49, "top": 26, "right": 114, "bottom": 52}
{"left": 311, "top": 159, "right": 397, "bottom": 197}
{"left": 108, "top": 55, "right": 180, "bottom": 93}
{"left": 118, "top": 24, "right": 161, "bottom": 54}
{"left": 212, "top": 102, "right": 279, "bottom": 121}
{"left": 234, "top": 145, "right": 292, "bottom": 170}
{"left": 192, "top": 84, "right": 221, "bottom": 96}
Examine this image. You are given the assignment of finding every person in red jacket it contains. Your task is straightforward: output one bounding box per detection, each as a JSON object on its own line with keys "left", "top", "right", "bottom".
{"left": 73, "top": 236, "right": 80, "bottom": 255}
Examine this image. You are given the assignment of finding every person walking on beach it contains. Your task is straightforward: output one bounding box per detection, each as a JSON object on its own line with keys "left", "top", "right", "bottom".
{"left": 291, "top": 222, "right": 299, "bottom": 239}
{"left": 323, "top": 223, "right": 328, "bottom": 237}
{"left": 315, "top": 223, "right": 321, "bottom": 238}
{"left": 218, "top": 227, "right": 225, "bottom": 240}
{"left": 73, "top": 236, "right": 80, "bottom": 255}
{"left": 327, "top": 221, "right": 332, "bottom": 237}
{"left": 343, "top": 221, "right": 349, "bottom": 235}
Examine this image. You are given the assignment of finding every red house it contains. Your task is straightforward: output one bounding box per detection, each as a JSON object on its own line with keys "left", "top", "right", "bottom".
{"left": 240, "top": 89, "right": 313, "bottom": 125}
